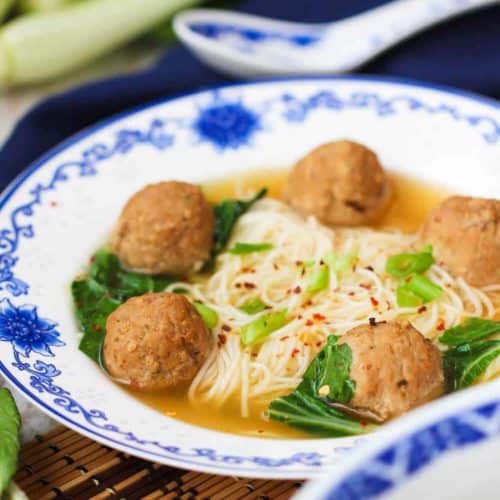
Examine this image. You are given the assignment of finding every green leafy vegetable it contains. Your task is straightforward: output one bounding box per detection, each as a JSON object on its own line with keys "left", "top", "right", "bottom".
{"left": 306, "top": 264, "right": 329, "bottom": 294}
{"left": 228, "top": 242, "right": 273, "bottom": 255}
{"left": 239, "top": 299, "right": 268, "bottom": 315}
{"left": 443, "top": 340, "right": 500, "bottom": 391}
{"left": 386, "top": 246, "right": 434, "bottom": 278}
{"left": 0, "top": 388, "right": 21, "bottom": 496}
{"left": 268, "top": 391, "right": 374, "bottom": 437}
{"left": 211, "top": 188, "right": 267, "bottom": 258}
{"left": 240, "top": 309, "right": 287, "bottom": 346}
{"left": 72, "top": 249, "right": 173, "bottom": 363}
{"left": 396, "top": 284, "right": 424, "bottom": 307}
{"left": 268, "top": 336, "right": 374, "bottom": 437}
{"left": 89, "top": 250, "right": 170, "bottom": 301}
{"left": 439, "top": 318, "right": 500, "bottom": 346}
{"left": 72, "top": 279, "right": 121, "bottom": 363}
{"left": 297, "top": 336, "right": 356, "bottom": 403}
{"left": 194, "top": 302, "right": 218, "bottom": 329}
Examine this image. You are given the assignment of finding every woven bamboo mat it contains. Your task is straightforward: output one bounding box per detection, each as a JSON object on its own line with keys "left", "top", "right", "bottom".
{"left": 14, "top": 426, "right": 303, "bottom": 499}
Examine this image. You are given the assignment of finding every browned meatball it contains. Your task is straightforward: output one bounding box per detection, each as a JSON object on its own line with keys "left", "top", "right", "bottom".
{"left": 420, "top": 196, "right": 500, "bottom": 287}
{"left": 284, "top": 140, "right": 391, "bottom": 226}
{"left": 103, "top": 292, "right": 212, "bottom": 391}
{"left": 339, "top": 321, "right": 444, "bottom": 422}
{"left": 111, "top": 181, "right": 214, "bottom": 275}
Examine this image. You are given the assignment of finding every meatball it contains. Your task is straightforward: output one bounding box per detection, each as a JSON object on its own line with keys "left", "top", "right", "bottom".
{"left": 283, "top": 140, "right": 391, "bottom": 226}
{"left": 338, "top": 321, "right": 444, "bottom": 422}
{"left": 420, "top": 196, "right": 500, "bottom": 287}
{"left": 111, "top": 181, "right": 214, "bottom": 275}
{"left": 103, "top": 292, "right": 212, "bottom": 391}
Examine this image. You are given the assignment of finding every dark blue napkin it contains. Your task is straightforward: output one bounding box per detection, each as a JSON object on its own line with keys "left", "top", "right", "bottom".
{"left": 1, "top": 0, "right": 499, "bottom": 190}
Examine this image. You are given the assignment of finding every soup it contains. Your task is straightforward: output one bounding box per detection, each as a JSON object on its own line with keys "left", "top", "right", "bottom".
{"left": 72, "top": 140, "right": 500, "bottom": 441}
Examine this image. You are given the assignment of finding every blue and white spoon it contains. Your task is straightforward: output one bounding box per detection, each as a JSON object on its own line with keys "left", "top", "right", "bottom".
{"left": 173, "top": 0, "right": 497, "bottom": 78}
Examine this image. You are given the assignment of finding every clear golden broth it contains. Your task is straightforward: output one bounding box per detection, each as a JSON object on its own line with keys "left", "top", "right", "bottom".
{"left": 125, "top": 169, "right": 450, "bottom": 439}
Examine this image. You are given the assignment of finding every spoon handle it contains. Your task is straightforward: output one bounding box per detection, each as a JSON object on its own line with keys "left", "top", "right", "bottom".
{"left": 350, "top": 0, "right": 498, "bottom": 52}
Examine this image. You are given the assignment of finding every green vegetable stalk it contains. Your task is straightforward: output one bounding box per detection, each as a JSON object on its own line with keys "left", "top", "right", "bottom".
{"left": 0, "top": 388, "right": 21, "bottom": 497}
{"left": 0, "top": 0, "right": 199, "bottom": 86}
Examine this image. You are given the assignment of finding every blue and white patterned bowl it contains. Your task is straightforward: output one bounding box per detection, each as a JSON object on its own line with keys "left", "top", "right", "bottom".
{"left": 295, "top": 381, "right": 500, "bottom": 499}
{"left": 0, "top": 78, "right": 498, "bottom": 479}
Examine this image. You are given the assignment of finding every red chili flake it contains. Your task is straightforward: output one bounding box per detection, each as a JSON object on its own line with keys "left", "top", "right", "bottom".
{"left": 313, "top": 313, "right": 326, "bottom": 321}
{"left": 360, "top": 421, "right": 368, "bottom": 427}
{"left": 273, "top": 263, "right": 280, "bottom": 271}
{"left": 49, "top": 201, "right": 58, "bottom": 207}
{"left": 297, "top": 314, "right": 303, "bottom": 320}
{"left": 241, "top": 267, "right": 256, "bottom": 274}
{"left": 360, "top": 283, "right": 372, "bottom": 290}
{"left": 370, "top": 297, "right": 379, "bottom": 307}
{"left": 293, "top": 286, "right": 302, "bottom": 294}
{"left": 217, "top": 334, "right": 227, "bottom": 346}
{"left": 93, "top": 324, "right": 101, "bottom": 331}
{"left": 316, "top": 341, "right": 323, "bottom": 347}
{"left": 257, "top": 429, "right": 264, "bottom": 434}
{"left": 291, "top": 348, "right": 300, "bottom": 357}
{"left": 304, "top": 342, "right": 310, "bottom": 347}
{"left": 295, "top": 260, "right": 303, "bottom": 266}
{"left": 436, "top": 320, "right": 446, "bottom": 331}
{"left": 305, "top": 319, "right": 314, "bottom": 326}
{"left": 243, "top": 282, "right": 256, "bottom": 289}
{"left": 251, "top": 352, "right": 258, "bottom": 358}
{"left": 302, "top": 300, "right": 313, "bottom": 308}
{"left": 417, "top": 306, "right": 427, "bottom": 314}
{"left": 280, "top": 335, "right": 290, "bottom": 341}
{"left": 235, "top": 283, "right": 242, "bottom": 288}
{"left": 348, "top": 291, "right": 356, "bottom": 297}
{"left": 221, "top": 324, "right": 231, "bottom": 332}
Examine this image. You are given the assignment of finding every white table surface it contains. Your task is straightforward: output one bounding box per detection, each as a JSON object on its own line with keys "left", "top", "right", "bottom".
{"left": 0, "top": 44, "right": 163, "bottom": 442}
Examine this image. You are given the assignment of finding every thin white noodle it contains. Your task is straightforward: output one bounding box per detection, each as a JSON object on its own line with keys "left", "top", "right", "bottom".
{"left": 165, "top": 198, "right": 498, "bottom": 418}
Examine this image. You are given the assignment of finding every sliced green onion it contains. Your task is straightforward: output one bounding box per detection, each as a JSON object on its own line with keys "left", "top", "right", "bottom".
{"left": 239, "top": 299, "right": 268, "bottom": 315}
{"left": 306, "top": 265, "right": 329, "bottom": 294}
{"left": 386, "top": 247, "right": 434, "bottom": 278}
{"left": 396, "top": 285, "right": 424, "bottom": 307}
{"left": 439, "top": 318, "right": 500, "bottom": 346}
{"left": 406, "top": 274, "right": 443, "bottom": 303}
{"left": 194, "top": 303, "right": 218, "bottom": 329}
{"left": 241, "top": 309, "right": 287, "bottom": 346}
{"left": 324, "top": 251, "right": 356, "bottom": 274}
{"left": 229, "top": 242, "right": 273, "bottom": 255}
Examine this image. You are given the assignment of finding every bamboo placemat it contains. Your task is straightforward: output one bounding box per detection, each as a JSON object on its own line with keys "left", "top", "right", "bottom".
{"left": 14, "top": 426, "right": 303, "bottom": 499}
